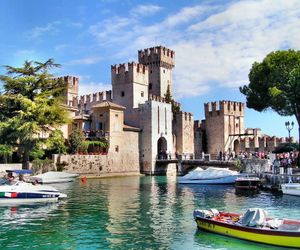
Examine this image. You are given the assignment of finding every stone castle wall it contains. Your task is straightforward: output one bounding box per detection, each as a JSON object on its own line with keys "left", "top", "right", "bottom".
{"left": 54, "top": 129, "right": 139, "bottom": 175}
{"left": 173, "top": 111, "right": 194, "bottom": 155}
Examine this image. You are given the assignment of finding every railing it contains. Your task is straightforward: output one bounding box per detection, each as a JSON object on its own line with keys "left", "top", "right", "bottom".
{"left": 83, "top": 130, "right": 109, "bottom": 139}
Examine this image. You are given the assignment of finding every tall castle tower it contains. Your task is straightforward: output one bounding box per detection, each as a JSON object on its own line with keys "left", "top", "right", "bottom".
{"left": 56, "top": 76, "right": 79, "bottom": 107}
{"left": 138, "top": 46, "right": 175, "bottom": 97}
{"left": 204, "top": 101, "right": 245, "bottom": 158}
{"left": 111, "top": 62, "right": 149, "bottom": 126}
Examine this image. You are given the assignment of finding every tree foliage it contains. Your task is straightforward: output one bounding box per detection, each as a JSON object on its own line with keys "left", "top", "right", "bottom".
{"left": 69, "top": 130, "right": 85, "bottom": 154}
{"left": 0, "top": 59, "right": 69, "bottom": 168}
{"left": 47, "top": 129, "right": 67, "bottom": 154}
{"left": 240, "top": 50, "right": 300, "bottom": 143}
{"left": 164, "top": 85, "right": 180, "bottom": 116}
{"left": 0, "top": 144, "right": 13, "bottom": 163}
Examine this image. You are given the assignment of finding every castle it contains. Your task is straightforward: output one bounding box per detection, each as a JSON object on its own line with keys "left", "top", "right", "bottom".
{"left": 195, "top": 100, "right": 292, "bottom": 159}
{"left": 58, "top": 46, "right": 290, "bottom": 175}
{"left": 59, "top": 46, "right": 194, "bottom": 174}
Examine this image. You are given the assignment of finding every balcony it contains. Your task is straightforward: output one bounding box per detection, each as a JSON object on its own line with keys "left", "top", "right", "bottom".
{"left": 83, "top": 130, "right": 109, "bottom": 139}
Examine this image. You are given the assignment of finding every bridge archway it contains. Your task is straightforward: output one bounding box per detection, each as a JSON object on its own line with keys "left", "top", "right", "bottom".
{"left": 233, "top": 139, "right": 240, "bottom": 154}
{"left": 157, "top": 137, "right": 167, "bottom": 159}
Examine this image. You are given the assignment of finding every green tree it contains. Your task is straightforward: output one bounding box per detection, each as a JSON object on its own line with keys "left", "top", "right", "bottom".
{"left": 47, "top": 129, "right": 67, "bottom": 154}
{"left": 69, "top": 130, "right": 85, "bottom": 154}
{"left": 164, "top": 85, "right": 180, "bottom": 116}
{"left": 0, "top": 59, "right": 69, "bottom": 169}
{"left": 0, "top": 144, "right": 12, "bottom": 163}
{"left": 240, "top": 50, "right": 300, "bottom": 143}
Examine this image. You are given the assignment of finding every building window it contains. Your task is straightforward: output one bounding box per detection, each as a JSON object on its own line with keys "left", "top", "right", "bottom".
{"left": 100, "top": 114, "right": 103, "bottom": 117}
{"left": 121, "top": 91, "right": 125, "bottom": 97}
{"left": 149, "top": 83, "right": 152, "bottom": 90}
{"left": 163, "top": 69, "right": 165, "bottom": 73}
{"left": 150, "top": 70, "right": 152, "bottom": 74}
{"left": 141, "top": 91, "right": 144, "bottom": 97}
{"left": 115, "top": 145, "right": 119, "bottom": 152}
{"left": 115, "top": 114, "right": 118, "bottom": 117}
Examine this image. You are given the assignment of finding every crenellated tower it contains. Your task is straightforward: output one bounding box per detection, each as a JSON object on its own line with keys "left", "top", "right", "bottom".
{"left": 111, "top": 62, "right": 148, "bottom": 109}
{"left": 204, "top": 100, "right": 245, "bottom": 158}
{"left": 56, "top": 75, "right": 79, "bottom": 107}
{"left": 138, "top": 46, "right": 175, "bottom": 98}
{"left": 111, "top": 62, "right": 149, "bottom": 126}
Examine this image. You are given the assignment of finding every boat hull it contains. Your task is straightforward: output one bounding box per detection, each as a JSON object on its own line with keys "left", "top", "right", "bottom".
{"left": 179, "top": 175, "right": 240, "bottom": 184}
{"left": 0, "top": 181, "right": 67, "bottom": 204}
{"left": 195, "top": 217, "right": 300, "bottom": 248}
{"left": 281, "top": 183, "right": 300, "bottom": 196}
{"left": 0, "top": 197, "right": 59, "bottom": 204}
{"left": 31, "top": 171, "right": 79, "bottom": 184}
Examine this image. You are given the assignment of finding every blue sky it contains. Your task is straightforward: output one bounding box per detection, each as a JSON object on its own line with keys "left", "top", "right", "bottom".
{"left": 0, "top": 0, "right": 299, "bottom": 139}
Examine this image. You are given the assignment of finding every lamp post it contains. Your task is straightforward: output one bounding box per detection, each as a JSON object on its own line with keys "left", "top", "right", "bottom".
{"left": 285, "top": 121, "right": 294, "bottom": 149}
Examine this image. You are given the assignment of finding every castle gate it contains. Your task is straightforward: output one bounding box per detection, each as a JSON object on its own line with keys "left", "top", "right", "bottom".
{"left": 157, "top": 136, "right": 168, "bottom": 160}
{"left": 234, "top": 139, "right": 240, "bottom": 154}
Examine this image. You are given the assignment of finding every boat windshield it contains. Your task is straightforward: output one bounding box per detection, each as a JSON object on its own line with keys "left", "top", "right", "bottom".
{"left": 0, "top": 178, "right": 10, "bottom": 185}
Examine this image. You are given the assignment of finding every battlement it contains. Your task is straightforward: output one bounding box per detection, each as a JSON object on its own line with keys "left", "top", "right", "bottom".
{"left": 149, "top": 94, "right": 181, "bottom": 108}
{"left": 73, "top": 90, "right": 112, "bottom": 108}
{"left": 55, "top": 75, "right": 79, "bottom": 90}
{"left": 149, "top": 93, "right": 166, "bottom": 103}
{"left": 138, "top": 46, "right": 175, "bottom": 68}
{"left": 204, "top": 100, "right": 244, "bottom": 117}
{"left": 175, "top": 111, "right": 193, "bottom": 122}
{"left": 111, "top": 62, "right": 148, "bottom": 85}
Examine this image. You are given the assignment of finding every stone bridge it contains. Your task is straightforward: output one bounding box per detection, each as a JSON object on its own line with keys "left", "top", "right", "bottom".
{"left": 154, "top": 158, "right": 236, "bottom": 175}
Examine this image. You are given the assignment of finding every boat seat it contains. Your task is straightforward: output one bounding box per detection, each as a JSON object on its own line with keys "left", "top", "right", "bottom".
{"left": 278, "top": 224, "right": 300, "bottom": 232}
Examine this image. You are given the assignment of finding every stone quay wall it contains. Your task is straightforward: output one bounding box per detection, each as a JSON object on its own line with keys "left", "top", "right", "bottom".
{"left": 53, "top": 153, "right": 139, "bottom": 176}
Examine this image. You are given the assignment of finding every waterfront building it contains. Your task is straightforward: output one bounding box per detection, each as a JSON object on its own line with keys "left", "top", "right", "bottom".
{"left": 57, "top": 46, "right": 291, "bottom": 174}
{"left": 59, "top": 46, "right": 194, "bottom": 175}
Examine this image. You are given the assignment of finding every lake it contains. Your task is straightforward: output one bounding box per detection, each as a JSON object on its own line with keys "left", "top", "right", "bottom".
{"left": 0, "top": 176, "right": 299, "bottom": 249}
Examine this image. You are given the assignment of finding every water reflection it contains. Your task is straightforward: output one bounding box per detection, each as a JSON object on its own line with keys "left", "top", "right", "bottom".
{"left": 194, "top": 230, "right": 284, "bottom": 250}
{"left": 0, "top": 203, "right": 60, "bottom": 225}
{"left": 0, "top": 176, "right": 299, "bottom": 250}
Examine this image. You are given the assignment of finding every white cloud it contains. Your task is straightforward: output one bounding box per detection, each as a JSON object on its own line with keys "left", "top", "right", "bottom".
{"left": 28, "top": 21, "right": 60, "bottom": 39}
{"left": 78, "top": 82, "right": 111, "bottom": 96}
{"left": 87, "top": 0, "right": 300, "bottom": 98}
{"left": 14, "top": 49, "right": 35, "bottom": 57}
{"left": 54, "top": 44, "right": 69, "bottom": 51}
{"left": 89, "top": 17, "right": 133, "bottom": 46}
{"left": 67, "top": 56, "right": 103, "bottom": 65}
{"left": 130, "top": 4, "right": 162, "bottom": 17}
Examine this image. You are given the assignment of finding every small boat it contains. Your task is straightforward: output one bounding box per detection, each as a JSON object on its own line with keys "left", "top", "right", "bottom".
{"left": 0, "top": 180, "right": 67, "bottom": 204}
{"left": 281, "top": 182, "right": 300, "bottom": 196}
{"left": 235, "top": 177, "right": 261, "bottom": 190}
{"left": 193, "top": 208, "right": 300, "bottom": 248}
{"left": 31, "top": 171, "right": 79, "bottom": 184}
{"left": 178, "top": 167, "right": 242, "bottom": 184}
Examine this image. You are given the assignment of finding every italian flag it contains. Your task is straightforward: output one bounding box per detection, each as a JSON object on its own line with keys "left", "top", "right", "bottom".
{"left": 0, "top": 192, "right": 18, "bottom": 198}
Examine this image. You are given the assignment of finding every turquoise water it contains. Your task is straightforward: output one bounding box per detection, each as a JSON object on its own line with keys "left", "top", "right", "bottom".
{"left": 0, "top": 176, "right": 299, "bottom": 250}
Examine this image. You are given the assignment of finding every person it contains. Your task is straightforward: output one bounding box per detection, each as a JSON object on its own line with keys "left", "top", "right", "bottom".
{"left": 19, "top": 174, "right": 25, "bottom": 181}
{"left": 7, "top": 172, "right": 15, "bottom": 183}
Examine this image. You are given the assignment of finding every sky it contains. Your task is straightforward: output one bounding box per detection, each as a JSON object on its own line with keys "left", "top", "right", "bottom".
{"left": 0, "top": 0, "right": 299, "bottom": 140}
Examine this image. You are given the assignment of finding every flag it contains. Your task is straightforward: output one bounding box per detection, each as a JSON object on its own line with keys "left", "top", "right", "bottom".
{"left": 0, "top": 192, "right": 18, "bottom": 198}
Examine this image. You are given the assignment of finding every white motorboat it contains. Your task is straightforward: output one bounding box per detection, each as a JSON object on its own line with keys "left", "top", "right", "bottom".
{"left": 0, "top": 180, "right": 67, "bottom": 204}
{"left": 31, "top": 171, "right": 79, "bottom": 184}
{"left": 178, "top": 167, "right": 242, "bottom": 184}
{"left": 281, "top": 182, "right": 300, "bottom": 196}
